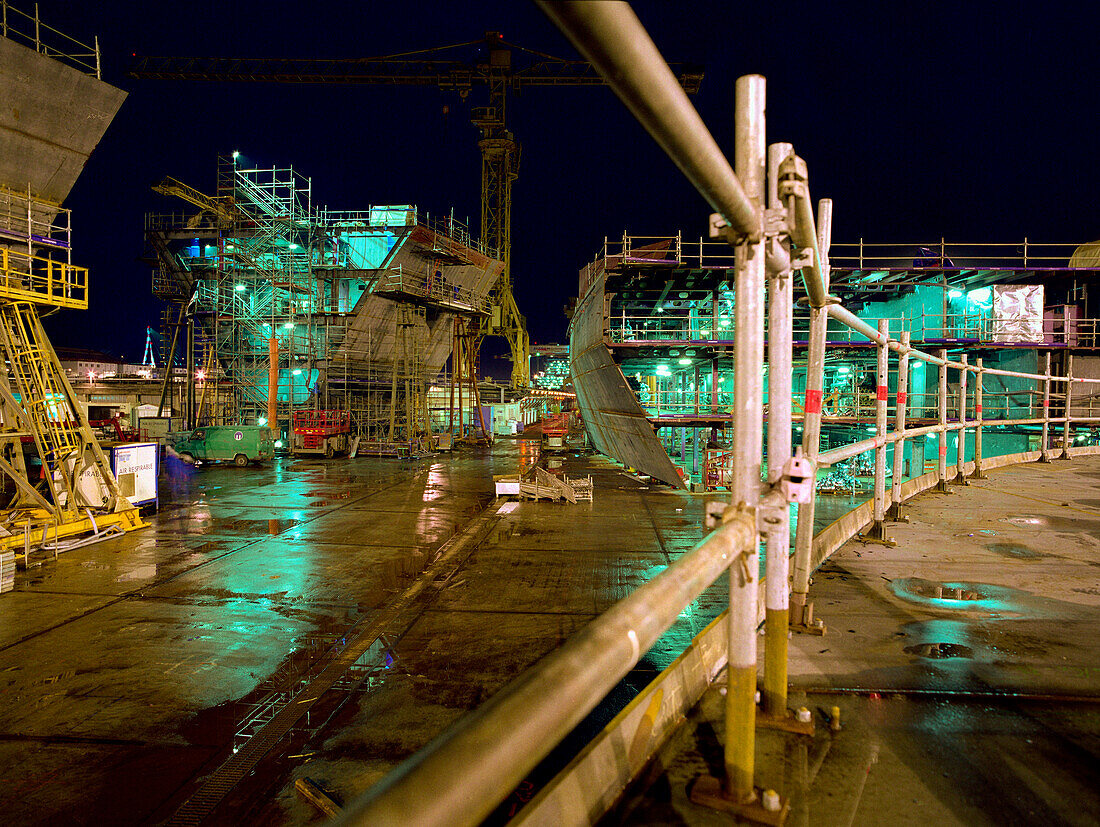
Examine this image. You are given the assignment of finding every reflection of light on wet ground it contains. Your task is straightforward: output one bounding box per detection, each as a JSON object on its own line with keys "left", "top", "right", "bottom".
{"left": 890, "top": 577, "right": 1028, "bottom": 617}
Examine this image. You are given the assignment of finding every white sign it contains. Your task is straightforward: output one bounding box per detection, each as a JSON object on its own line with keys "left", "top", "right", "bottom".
{"left": 112, "top": 442, "right": 159, "bottom": 507}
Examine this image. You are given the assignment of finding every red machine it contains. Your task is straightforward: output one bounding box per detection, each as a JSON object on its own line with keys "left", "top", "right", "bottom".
{"left": 291, "top": 410, "right": 351, "bottom": 458}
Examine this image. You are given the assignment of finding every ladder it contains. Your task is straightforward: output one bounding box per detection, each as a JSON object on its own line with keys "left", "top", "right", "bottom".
{"left": 0, "top": 301, "right": 133, "bottom": 519}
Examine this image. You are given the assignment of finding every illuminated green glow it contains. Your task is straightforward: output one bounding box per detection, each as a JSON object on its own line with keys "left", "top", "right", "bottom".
{"left": 948, "top": 289, "right": 964, "bottom": 299}
{"left": 235, "top": 284, "right": 246, "bottom": 291}
{"left": 284, "top": 322, "right": 295, "bottom": 330}
{"left": 678, "top": 358, "right": 691, "bottom": 365}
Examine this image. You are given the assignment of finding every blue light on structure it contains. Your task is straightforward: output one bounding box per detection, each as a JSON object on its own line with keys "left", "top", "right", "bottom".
{"left": 232, "top": 150, "right": 240, "bottom": 160}
{"left": 258, "top": 417, "right": 267, "bottom": 426}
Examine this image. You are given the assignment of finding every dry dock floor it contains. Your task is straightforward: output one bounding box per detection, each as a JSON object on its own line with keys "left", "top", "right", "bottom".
{"left": 621, "top": 457, "right": 1100, "bottom": 826}
{"left": 1, "top": 444, "right": 1096, "bottom": 824}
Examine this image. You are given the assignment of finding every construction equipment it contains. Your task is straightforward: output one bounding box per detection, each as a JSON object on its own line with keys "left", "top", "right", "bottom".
{"left": 0, "top": 187, "right": 146, "bottom": 561}
{"left": 128, "top": 32, "right": 703, "bottom": 388}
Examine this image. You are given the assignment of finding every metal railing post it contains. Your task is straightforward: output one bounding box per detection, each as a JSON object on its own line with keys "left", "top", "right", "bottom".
{"left": 1061, "top": 353, "right": 1074, "bottom": 459}
{"left": 725, "top": 72, "right": 766, "bottom": 806}
{"left": 791, "top": 205, "right": 829, "bottom": 631}
{"left": 887, "top": 331, "right": 910, "bottom": 520}
{"left": 762, "top": 141, "right": 793, "bottom": 720}
{"left": 954, "top": 354, "right": 969, "bottom": 484}
{"left": 936, "top": 348, "right": 951, "bottom": 492}
{"left": 1040, "top": 352, "right": 1052, "bottom": 462}
{"left": 974, "top": 357, "right": 985, "bottom": 478}
{"left": 866, "top": 319, "right": 892, "bottom": 542}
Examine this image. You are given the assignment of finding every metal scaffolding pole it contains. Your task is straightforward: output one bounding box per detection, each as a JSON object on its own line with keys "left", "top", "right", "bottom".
{"left": 1062, "top": 353, "right": 1074, "bottom": 458}
{"left": 866, "top": 318, "right": 892, "bottom": 542}
{"left": 954, "top": 354, "right": 969, "bottom": 484}
{"left": 974, "top": 357, "right": 985, "bottom": 478}
{"left": 790, "top": 199, "right": 832, "bottom": 630}
{"left": 1040, "top": 352, "right": 1052, "bottom": 462}
{"left": 936, "top": 348, "right": 950, "bottom": 492}
{"left": 763, "top": 141, "right": 793, "bottom": 720}
{"left": 724, "top": 72, "right": 766, "bottom": 806}
{"left": 887, "top": 331, "right": 910, "bottom": 520}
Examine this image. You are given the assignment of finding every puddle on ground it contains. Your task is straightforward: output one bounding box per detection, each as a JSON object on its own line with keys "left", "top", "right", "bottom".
{"left": 903, "top": 642, "right": 974, "bottom": 659}
{"left": 889, "top": 578, "right": 1028, "bottom": 617}
{"left": 302, "top": 490, "right": 353, "bottom": 499}
{"left": 985, "top": 542, "right": 1045, "bottom": 560}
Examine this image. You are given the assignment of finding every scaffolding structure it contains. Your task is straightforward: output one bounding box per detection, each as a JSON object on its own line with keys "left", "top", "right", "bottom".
{"left": 146, "top": 157, "right": 502, "bottom": 452}
{"left": 0, "top": 184, "right": 144, "bottom": 558}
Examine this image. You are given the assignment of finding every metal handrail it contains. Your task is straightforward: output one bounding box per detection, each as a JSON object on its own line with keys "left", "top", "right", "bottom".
{"left": 0, "top": 0, "right": 100, "bottom": 78}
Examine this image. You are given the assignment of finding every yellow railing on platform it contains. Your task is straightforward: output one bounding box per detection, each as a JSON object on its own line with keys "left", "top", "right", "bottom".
{"left": 0, "top": 248, "right": 88, "bottom": 309}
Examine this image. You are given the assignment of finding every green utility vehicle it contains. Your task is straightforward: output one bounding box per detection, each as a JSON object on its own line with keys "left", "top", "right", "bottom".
{"left": 171, "top": 425, "right": 275, "bottom": 466}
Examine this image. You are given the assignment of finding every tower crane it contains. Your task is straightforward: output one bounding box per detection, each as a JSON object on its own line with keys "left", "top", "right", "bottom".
{"left": 129, "top": 32, "right": 703, "bottom": 387}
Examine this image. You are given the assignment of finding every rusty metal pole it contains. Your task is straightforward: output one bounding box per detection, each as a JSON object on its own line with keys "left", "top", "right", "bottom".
{"left": 866, "top": 319, "right": 891, "bottom": 542}
{"left": 1040, "top": 352, "right": 1052, "bottom": 462}
{"left": 936, "top": 348, "right": 950, "bottom": 492}
{"left": 1061, "top": 354, "right": 1074, "bottom": 459}
{"left": 763, "top": 141, "right": 793, "bottom": 720}
{"left": 887, "top": 331, "right": 910, "bottom": 520}
{"left": 974, "top": 358, "right": 985, "bottom": 478}
{"left": 954, "top": 355, "right": 969, "bottom": 484}
{"left": 724, "top": 72, "right": 766, "bottom": 806}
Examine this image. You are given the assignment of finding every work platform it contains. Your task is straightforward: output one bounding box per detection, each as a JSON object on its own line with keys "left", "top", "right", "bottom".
{"left": 0, "top": 446, "right": 1097, "bottom": 823}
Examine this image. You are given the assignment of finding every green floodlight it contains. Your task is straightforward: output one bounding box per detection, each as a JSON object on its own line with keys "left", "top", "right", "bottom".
{"left": 258, "top": 417, "right": 267, "bottom": 426}
{"left": 232, "top": 150, "right": 240, "bottom": 160}
{"left": 234, "top": 284, "right": 246, "bottom": 291}
{"left": 291, "top": 369, "right": 302, "bottom": 376}
{"left": 948, "top": 289, "right": 964, "bottom": 299}
{"left": 284, "top": 322, "right": 295, "bottom": 330}
{"left": 678, "top": 358, "right": 691, "bottom": 365}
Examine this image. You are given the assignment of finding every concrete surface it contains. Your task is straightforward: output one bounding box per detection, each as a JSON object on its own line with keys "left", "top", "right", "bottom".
{"left": 0, "top": 442, "right": 722, "bottom": 824}
{"left": 617, "top": 457, "right": 1100, "bottom": 826}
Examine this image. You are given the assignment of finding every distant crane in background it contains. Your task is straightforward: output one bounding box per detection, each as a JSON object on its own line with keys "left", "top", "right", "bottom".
{"left": 128, "top": 32, "right": 703, "bottom": 388}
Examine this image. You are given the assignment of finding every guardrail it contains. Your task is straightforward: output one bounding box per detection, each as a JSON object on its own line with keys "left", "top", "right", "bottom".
{"left": 338, "top": 5, "right": 1099, "bottom": 824}
{"left": 0, "top": 0, "right": 100, "bottom": 78}
{"left": 0, "top": 247, "right": 87, "bottom": 309}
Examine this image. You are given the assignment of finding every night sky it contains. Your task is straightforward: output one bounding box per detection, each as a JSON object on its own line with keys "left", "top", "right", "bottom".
{"left": 33, "top": 1, "right": 1100, "bottom": 372}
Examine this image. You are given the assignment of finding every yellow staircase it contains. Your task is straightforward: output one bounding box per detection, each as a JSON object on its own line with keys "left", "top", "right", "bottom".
{"left": 0, "top": 302, "right": 146, "bottom": 559}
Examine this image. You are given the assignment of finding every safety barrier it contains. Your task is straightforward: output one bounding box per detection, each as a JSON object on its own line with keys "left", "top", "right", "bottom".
{"left": 338, "top": 4, "right": 1097, "bottom": 824}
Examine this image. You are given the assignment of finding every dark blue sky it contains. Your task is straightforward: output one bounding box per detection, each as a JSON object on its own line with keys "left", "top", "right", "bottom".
{"left": 34, "top": 1, "right": 1100, "bottom": 363}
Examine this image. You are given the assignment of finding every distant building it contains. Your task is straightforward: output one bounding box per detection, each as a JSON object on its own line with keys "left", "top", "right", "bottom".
{"left": 56, "top": 348, "right": 152, "bottom": 381}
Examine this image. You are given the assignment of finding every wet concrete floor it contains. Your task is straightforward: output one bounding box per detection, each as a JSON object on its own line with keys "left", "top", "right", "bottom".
{"left": 0, "top": 440, "right": 755, "bottom": 824}
{"left": 0, "top": 436, "right": 1040, "bottom": 824}
{"left": 623, "top": 457, "right": 1100, "bottom": 825}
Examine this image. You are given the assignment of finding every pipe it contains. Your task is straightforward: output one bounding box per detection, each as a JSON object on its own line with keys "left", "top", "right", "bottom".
{"left": 536, "top": 1, "right": 759, "bottom": 239}
{"left": 726, "top": 72, "right": 765, "bottom": 804}
{"left": 763, "top": 141, "right": 792, "bottom": 720}
{"left": 337, "top": 511, "right": 758, "bottom": 826}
